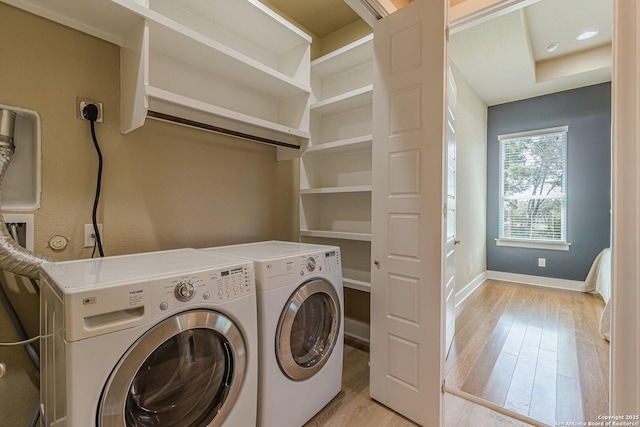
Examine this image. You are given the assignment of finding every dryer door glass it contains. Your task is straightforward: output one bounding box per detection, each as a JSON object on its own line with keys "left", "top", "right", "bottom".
{"left": 276, "top": 279, "right": 341, "bottom": 381}
{"left": 98, "top": 310, "right": 246, "bottom": 427}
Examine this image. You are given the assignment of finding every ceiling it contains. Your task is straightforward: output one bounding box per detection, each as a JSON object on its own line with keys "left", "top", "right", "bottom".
{"left": 265, "top": 0, "right": 361, "bottom": 37}
{"left": 268, "top": 0, "right": 612, "bottom": 106}
{"left": 449, "top": 0, "right": 613, "bottom": 105}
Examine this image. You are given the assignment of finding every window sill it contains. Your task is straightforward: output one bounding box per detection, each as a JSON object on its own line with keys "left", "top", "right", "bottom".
{"left": 495, "top": 239, "right": 571, "bottom": 251}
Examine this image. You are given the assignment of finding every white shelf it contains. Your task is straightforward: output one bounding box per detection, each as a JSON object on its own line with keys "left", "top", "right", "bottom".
{"left": 300, "top": 140, "right": 371, "bottom": 189}
{"left": 343, "top": 277, "right": 371, "bottom": 293}
{"left": 118, "top": 3, "right": 311, "bottom": 158}
{"left": 300, "top": 230, "right": 372, "bottom": 242}
{"left": 300, "top": 191, "right": 371, "bottom": 235}
{"left": 145, "top": 87, "right": 310, "bottom": 148}
{"left": 300, "top": 185, "right": 371, "bottom": 194}
{"left": 310, "top": 85, "right": 373, "bottom": 116}
{"left": 2, "top": 0, "right": 142, "bottom": 46}
{"left": 303, "top": 34, "right": 374, "bottom": 299}
{"left": 306, "top": 135, "right": 373, "bottom": 155}
{"left": 310, "top": 104, "right": 372, "bottom": 145}
{"left": 311, "top": 34, "right": 373, "bottom": 79}
{"left": 115, "top": 0, "right": 311, "bottom": 81}
{"left": 145, "top": 19, "right": 311, "bottom": 100}
{"left": 144, "top": 0, "right": 311, "bottom": 79}
{"left": 7, "top": 0, "right": 312, "bottom": 158}
{"left": 311, "top": 34, "right": 373, "bottom": 103}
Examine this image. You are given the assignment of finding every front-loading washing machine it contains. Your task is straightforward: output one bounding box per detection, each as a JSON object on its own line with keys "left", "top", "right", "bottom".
{"left": 39, "top": 248, "right": 258, "bottom": 426}
{"left": 200, "top": 241, "right": 343, "bottom": 427}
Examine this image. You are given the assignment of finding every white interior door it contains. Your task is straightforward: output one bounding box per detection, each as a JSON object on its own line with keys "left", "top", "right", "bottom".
{"left": 444, "top": 71, "right": 457, "bottom": 359}
{"left": 370, "top": 0, "right": 448, "bottom": 425}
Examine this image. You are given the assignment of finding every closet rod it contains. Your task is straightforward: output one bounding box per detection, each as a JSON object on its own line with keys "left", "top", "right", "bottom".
{"left": 147, "top": 111, "right": 301, "bottom": 150}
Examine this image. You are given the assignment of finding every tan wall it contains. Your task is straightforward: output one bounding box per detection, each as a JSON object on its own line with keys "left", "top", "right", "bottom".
{"left": 450, "top": 62, "right": 488, "bottom": 294}
{"left": 260, "top": 1, "right": 372, "bottom": 60}
{"left": 344, "top": 289, "right": 370, "bottom": 324}
{"left": 317, "top": 19, "right": 372, "bottom": 58}
{"left": 0, "top": 4, "right": 298, "bottom": 425}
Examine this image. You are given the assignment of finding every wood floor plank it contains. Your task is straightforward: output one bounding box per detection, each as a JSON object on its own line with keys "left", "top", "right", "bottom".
{"left": 447, "top": 280, "right": 609, "bottom": 425}
{"left": 503, "top": 323, "right": 542, "bottom": 415}
{"left": 448, "top": 281, "right": 528, "bottom": 390}
{"left": 528, "top": 347, "right": 557, "bottom": 425}
{"left": 539, "top": 287, "right": 560, "bottom": 353}
{"left": 479, "top": 351, "right": 519, "bottom": 405}
{"left": 556, "top": 374, "right": 584, "bottom": 423}
{"left": 556, "top": 304, "right": 580, "bottom": 380}
{"left": 310, "top": 281, "right": 609, "bottom": 426}
{"left": 308, "top": 340, "right": 534, "bottom": 427}
{"left": 459, "top": 320, "right": 515, "bottom": 400}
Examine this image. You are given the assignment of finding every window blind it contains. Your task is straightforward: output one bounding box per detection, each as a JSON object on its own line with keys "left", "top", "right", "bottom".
{"left": 498, "top": 127, "right": 567, "bottom": 242}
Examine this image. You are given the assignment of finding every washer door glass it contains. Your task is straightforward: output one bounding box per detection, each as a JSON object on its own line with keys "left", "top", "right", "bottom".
{"left": 277, "top": 279, "right": 341, "bottom": 381}
{"left": 99, "top": 310, "right": 246, "bottom": 427}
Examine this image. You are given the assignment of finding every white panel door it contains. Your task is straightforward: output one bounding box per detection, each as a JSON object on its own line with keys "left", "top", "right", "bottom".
{"left": 444, "top": 71, "right": 457, "bottom": 359}
{"left": 370, "top": 1, "right": 448, "bottom": 426}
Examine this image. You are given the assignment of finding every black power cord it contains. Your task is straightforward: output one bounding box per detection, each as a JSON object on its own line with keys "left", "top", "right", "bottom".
{"left": 82, "top": 103, "right": 105, "bottom": 258}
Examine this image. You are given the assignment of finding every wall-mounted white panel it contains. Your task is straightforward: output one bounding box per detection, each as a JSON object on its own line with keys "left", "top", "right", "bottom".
{"left": 0, "top": 105, "right": 41, "bottom": 211}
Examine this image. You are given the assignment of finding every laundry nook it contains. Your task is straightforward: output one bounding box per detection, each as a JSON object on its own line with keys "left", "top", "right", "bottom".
{"left": 0, "top": 0, "right": 638, "bottom": 426}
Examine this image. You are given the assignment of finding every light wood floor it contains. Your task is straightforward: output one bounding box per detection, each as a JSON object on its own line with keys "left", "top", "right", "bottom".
{"left": 305, "top": 338, "right": 535, "bottom": 427}
{"left": 445, "top": 280, "right": 609, "bottom": 425}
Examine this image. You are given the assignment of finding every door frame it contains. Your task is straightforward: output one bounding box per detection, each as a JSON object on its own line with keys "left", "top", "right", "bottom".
{"left": 610, "top": 0, "right": 640, "bottom": 416}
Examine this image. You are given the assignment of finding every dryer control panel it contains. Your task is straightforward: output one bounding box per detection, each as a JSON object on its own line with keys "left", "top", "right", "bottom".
{"left": 150, "top": 262, "right": 255, "bottom": 317}
{"left": 297, "top": 249, "right": 341, "bottom": 278}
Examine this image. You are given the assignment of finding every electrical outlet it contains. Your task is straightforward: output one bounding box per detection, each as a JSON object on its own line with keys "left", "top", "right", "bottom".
{"left": 76, "top": 97, "right": 104, "bottom": 123}
{"left": 85, "top": 224, "right": 103, "bottom": 247}
{"left": 538, "top": 258, "right": 546, "bottom": 268}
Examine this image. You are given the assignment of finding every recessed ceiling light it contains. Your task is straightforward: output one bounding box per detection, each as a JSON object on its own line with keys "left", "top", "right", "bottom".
{"left": 577, "top": 29, "right": 599, "bottom": 41}
{"left": 545, "top": 42, "right": 559, "bottom": 53}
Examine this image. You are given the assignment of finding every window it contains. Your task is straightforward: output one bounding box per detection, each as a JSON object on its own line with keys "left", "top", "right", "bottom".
{"left": 498, "top": 126, "right": 568, "bottom": 247}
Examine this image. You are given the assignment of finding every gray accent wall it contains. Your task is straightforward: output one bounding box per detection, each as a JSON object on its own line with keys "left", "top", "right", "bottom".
{"left": 486, "top": 82, "right": 611, "bottom": 281}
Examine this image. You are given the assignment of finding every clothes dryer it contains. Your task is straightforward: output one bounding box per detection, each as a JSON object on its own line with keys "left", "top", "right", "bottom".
{"left": 39, "top": 249, "right": 258, "bottom": 427}
{"left": 200, "top": 241, "right": 343, "bottom": 427}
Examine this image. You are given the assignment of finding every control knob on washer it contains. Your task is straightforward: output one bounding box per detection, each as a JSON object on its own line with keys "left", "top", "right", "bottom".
{"left": 305, "top": 257, "right": 316, "bottom": 272}
{"left": 175, "top": 280, "right": 196, "bottom": 302}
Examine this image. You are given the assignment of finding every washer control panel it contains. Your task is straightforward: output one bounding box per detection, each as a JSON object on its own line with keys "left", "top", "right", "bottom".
{"left": 150, "top": 261, "right": 254, "bottom": 317}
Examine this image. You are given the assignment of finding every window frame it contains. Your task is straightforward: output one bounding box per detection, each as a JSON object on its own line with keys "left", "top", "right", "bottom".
{"left": 496, "top": 126, "right": 570, "bottom": 251}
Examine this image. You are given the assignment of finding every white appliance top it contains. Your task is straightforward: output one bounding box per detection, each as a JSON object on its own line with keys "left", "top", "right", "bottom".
{"left": 200, "top": 240, "right": 338, "bottom": 262}
{"left": 40, "top": 248, "right": 246, "bottom": 291}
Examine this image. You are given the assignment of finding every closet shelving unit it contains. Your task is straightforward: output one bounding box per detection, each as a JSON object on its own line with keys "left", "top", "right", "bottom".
{"left": 5, "top": 0, "right": 312, "bottom": 159}
{"left": 300, "top": 34, "right": 374, "bottom": 293}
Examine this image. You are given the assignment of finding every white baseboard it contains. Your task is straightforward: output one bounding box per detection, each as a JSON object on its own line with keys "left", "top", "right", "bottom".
{"left": 486, "top": 270, "right": 585, "bottom": 292}
{"left": 344, "top": 316, "right": 370, "bottom": 343}
{"left": 455, "top": 271, "right": 487, "bottom": 308}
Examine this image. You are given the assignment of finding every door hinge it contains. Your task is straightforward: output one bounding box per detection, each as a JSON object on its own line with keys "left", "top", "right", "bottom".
{"left": 441, "top": 379, "right": 446, "bottom": 394}
{"left": 445, "top": 26, "right": 450, "bottom": 42}
{"left": 442, "top": 203, "right": 447, "bottom": 218}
